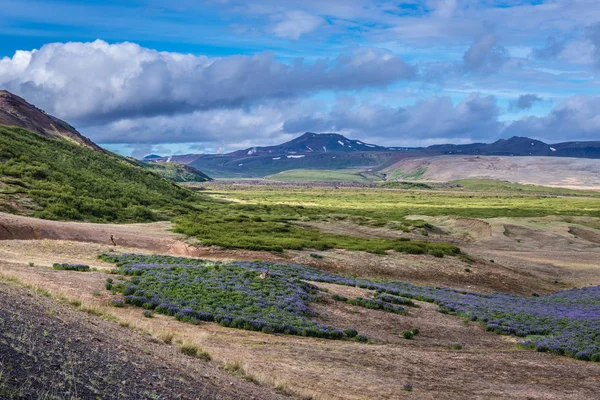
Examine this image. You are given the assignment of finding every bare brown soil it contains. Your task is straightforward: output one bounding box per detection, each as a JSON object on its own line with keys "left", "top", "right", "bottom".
{"left": 0, "top": 280, "right": 287, "bottom": 400}
{"left": 0, "top": 212, "right": 286, "bottom": 262}
{"left": 385, "top": 155, "right": 600, "bottom": 190}
{"left": 315, "top": 215, "right": 600, "bottom": 290}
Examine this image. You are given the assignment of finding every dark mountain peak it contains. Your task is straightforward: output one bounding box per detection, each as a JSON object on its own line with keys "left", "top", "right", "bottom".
{"left": 495, "top": 136, "right": 546, "bottom": 145}
{"left": 230, "top": 132, "right": 388, "bottom": 157}
{"left": 143, "top": 154, "right": 164, "bottom": 161}
{"left": 0, "top": 90, "right": 103, "bottom": 152}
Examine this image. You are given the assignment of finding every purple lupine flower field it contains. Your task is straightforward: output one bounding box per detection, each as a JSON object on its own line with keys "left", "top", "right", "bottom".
{"left": 100, "top": 253, "right": 600, "bottom": 362}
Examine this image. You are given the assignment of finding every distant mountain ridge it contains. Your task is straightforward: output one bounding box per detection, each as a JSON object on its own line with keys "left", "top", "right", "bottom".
{"left": 229, "top": 132, "right": 389, "bottom": 157}
{"left": 146, "top": 133, "right": 600, "bottom": 178}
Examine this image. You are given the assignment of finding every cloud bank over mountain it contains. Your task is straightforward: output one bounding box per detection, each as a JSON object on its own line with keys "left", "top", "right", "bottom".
{"left": 1, "top": 0, "right": 599, "bottom": 155}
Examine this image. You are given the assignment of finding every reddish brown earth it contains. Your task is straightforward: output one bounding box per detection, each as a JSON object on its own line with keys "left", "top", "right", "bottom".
{"left": 0, "top": 90, "right": 102, "bottom": 152}
{"left": 0, "top": 212, "right": 286, "bottom": 262}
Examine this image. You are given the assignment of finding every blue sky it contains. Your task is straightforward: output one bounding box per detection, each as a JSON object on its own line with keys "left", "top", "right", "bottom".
{"left": 1, "top": 0, "right": 599, "bottom": 156}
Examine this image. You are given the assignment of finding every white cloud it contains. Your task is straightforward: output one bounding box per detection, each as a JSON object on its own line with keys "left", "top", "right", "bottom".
{"left": 0, "top": 40, "right": 414, "bottom": 125}
{"left": 504, "top": 94, "right": 600, "bottom": 141}
{"left": 284, "top": 93, "right": 504, "bottom": 143}
{"left": 268, "top": 10, "right": 324, "bottom": 39}
{"left": 462, "top": 32, "right": 509, "bottom": 74}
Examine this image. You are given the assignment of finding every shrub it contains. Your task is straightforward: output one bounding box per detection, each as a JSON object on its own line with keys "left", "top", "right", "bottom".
{"left": 110, "top": 299, "right": 124, "bottom": 308}
{"left": 402, "top": 330, "right": 414, "bottom": 340}
{"left": 180, "top": 344, "right": 211, "bottom": 361}
{"left": 411, "top": 328, "right": 420, "bottom": 335}
{"left": 331, "top": 294, "right": 348, "bottom": 302}
{"left": 159, "top": 331, "right": 174, "bottom": 344}
{"left": 343, "top": 328, "right": 358, "bottom": 338}
{"left": 451, "top": 344, "right": 463, "bottom": 350}
{"left": 143, "top": 310, "right": 154, "bottom": 318}
{"left": 464, "top": 268, "right": 471, "bottom": 273}
{"left": 180, "top": 344, "right": 199, "bottom": 357}
{"left": 52, "top": 263, "right": 90, "bottom": 272}
{"left": 355, "top": 335, "right": 368, "bottom": 343}
{"left": 430, "top": 249, "right": 444, "bottom": 258}
{"left": 309, "top": 253, "right": 324, "bottom": 259}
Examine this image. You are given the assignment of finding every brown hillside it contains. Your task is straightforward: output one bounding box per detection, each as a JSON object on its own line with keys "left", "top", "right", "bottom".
{"left": 0, "top": 90, "right": 103, "bottom": 152}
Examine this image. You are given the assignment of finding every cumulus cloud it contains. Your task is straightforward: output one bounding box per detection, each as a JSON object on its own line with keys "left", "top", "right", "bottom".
{"left": 0, "top": 40, "right": 415, "bottom": 125}
{"left": 510, "top": 94, "right": 543, "bottom": 111}
{"left": 86, "top": 101, "right": 292, "bottom": 144}
{"left": 283, "top": 93, "right": 504, "bottom": 144}
{"left": 85, "top": 90, "right": 600, "bottom": 152}
{"left": 462, "top": 32, "right": 509, "bottom": 74}
{"left": 268, "top": 10, "right": 325, "bottom": 39}
{"left": 531, "top": 24, "right": 600, "bottom": 66}
{"left": 504, "top": 94, "right": 600, "bottom": 142}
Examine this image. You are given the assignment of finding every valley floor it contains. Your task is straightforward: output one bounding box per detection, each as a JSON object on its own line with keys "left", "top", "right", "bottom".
{"left": 1, "top": 208, "right": 600, "bottom": 399}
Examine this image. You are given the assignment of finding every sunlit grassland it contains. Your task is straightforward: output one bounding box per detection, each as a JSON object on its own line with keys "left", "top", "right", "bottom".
{"left": 452, "top": 179, "right": 600, "bottom": 197}
{"left": 266, "top": 169, "right": 382, "bottom": 182}
{"left": 198, "top": 185, "right": 600, "bottom": 220}
{"left": 174, "top": 183, "right": 599, "bottom": 253}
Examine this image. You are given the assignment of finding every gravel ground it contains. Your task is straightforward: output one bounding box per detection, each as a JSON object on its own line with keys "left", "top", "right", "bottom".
{"left": 0, "top": 280, "right": 289, "bottom": 400}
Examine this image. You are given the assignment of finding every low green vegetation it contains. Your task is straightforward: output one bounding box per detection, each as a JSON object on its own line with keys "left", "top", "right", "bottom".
{"left": 451, "top": 179, "right": 600, "bottom": 197}
{"left": 386, "top": 166, "right": 427, "bottom": 181}
{"left": 378, "top": 181, "right": 433, "bottom": 189}
{"left": 267, "top": 169, "right": 383, "bottom": 183}
{"left": 140, "top": 161, "right": 211, "bottom": 183}
{"left": 174, "top": 200, "right": 458, "bottom": 254}
{"left": 52, "top": 263, "right": 90, "bottom": 272}
{"left": 100, "top": 254, "right": 600, "bottom": 361}
{"left": 170, "top": 181, "right": 600, "bottom": 252}
{"left": 0, "top": 126, "right": 197, "bottom": 222}
{"left": 198, "top": 185, "right": 600, "bottom": 221}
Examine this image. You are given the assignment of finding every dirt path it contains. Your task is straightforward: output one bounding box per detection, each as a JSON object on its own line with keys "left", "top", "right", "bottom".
{"left": 0, "top": 212, "right": 286, "bottom": 262}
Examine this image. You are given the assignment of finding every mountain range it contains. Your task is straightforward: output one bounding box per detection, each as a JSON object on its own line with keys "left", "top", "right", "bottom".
{"left": 145, "top": 132, "right": 600, "bottom": 178}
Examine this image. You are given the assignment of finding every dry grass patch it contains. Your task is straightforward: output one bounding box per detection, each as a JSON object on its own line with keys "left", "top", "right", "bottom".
{"left": 180, "top": 343, "right": 211, "bottom": 361}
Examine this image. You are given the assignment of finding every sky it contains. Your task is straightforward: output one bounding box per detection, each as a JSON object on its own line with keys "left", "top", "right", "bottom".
{"left": 1, "top": 0, "right": 600, "bottom": 157}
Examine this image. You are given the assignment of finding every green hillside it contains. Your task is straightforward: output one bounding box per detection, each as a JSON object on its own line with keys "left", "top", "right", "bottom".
{"left": 0, "top": 126, "right": 197, "bottom": 222}
{"left": 140, "top": 161, "right": 212, "bottom": 183}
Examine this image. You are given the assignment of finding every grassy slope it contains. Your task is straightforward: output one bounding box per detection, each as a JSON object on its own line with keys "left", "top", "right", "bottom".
{"left": 266, "top": 169, "right": 383, "bottom": 182}
{"left": 0, "top": 126, "right": 197, "bottom": 222}
{"left": 140, "top": 162, "right": 212, "bottom": 182}
{"left": 452, "top": 179, "right": 600, "bottom": 197}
